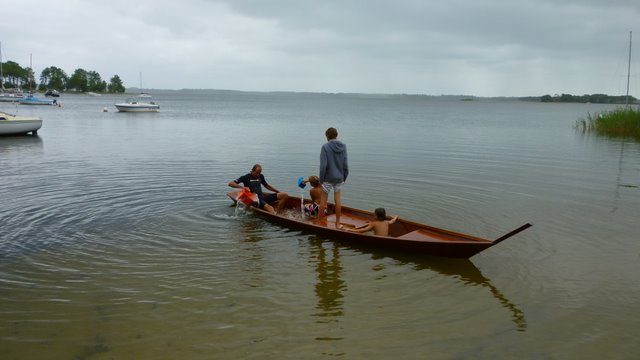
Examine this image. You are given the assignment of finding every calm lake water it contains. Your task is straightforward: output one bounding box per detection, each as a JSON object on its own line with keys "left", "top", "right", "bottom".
{"left": 1, "top": 91, "right": 639, "bottom": 359}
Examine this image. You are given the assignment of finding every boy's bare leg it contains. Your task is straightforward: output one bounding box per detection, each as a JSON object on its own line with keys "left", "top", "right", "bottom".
{"left": 334, "top": 191, "right": 342, "bottom": 229}
{"left": 316, "top": 191, "right": 328, "bottom": 224}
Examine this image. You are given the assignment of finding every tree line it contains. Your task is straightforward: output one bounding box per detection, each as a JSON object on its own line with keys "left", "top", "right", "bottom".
{"left": 540, "top": 93, "right": 638, "bottom": 104}
{"left": 1, "top": 61, "right": 125, "bottom": 93}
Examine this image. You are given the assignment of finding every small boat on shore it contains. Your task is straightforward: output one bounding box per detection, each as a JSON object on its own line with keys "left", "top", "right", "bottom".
{"left": 0, "top": 111, "right": 42, "bottom": 135}
{"left": 115, "top": 95, "right": 159, "bottom": 112}
{"left": 227, "top": 191, "right": 532, "bottom": 258}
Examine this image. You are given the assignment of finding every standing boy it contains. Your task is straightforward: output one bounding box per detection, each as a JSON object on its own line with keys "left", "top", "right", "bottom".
{"left": 318, "top": 127, "right": 349, "bottom": 229}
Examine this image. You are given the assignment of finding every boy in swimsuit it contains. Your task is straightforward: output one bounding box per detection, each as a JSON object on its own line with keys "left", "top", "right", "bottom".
{"left": 301, "top": 175, "right": 324, "bottom": 217}
{"left": 347, "top": 208, "right": 398, "bottom": 236}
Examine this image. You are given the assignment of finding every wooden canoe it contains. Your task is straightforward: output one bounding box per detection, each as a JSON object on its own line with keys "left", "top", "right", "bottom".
{"left": 227, "top": 191, "right": 531, "bottom": 258}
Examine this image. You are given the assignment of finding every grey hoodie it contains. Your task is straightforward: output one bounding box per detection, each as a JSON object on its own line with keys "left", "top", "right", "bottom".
{"left": 319, "top": 139, "right": 349, "bottom": 183}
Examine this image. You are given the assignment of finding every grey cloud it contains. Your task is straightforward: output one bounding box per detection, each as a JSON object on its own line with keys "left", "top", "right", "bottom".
{"left": 1, "top": 0, "right": 638, "bottom": 96}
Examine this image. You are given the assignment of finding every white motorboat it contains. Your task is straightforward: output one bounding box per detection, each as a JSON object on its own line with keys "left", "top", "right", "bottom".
{"left": 115, "top": 95, "right": 160, "bottom": 112}
{"left": 0, "top": 111, "right": 42, "bottom": 135}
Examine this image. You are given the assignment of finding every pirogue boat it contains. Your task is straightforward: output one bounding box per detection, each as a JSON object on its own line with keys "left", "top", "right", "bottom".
{"left": 227, "top": 191, "right": 531, "bottom": 258}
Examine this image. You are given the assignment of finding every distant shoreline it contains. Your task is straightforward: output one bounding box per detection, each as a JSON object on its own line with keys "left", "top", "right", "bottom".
{"left": 15, "top": 87, "right": 637, "bottom": 104}
{"left": 124, "top": 88, "right": 639, "bottom": 104}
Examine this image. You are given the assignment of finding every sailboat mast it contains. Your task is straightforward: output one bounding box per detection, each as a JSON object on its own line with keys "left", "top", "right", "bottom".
{"left": 626, "top": 31, "right": 632, "bottom": 107}
{"left": 29, "top": 53, "right": 33, "bottom": 92}
{"left": 0, "top": 41, "right": 4, "bottom": 91}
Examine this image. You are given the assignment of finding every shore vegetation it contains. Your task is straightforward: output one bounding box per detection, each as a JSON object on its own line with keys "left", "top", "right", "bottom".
{"left": 576, "top": 107, "right": 640, "bottom": 139}
{"left": 541, "top": 93, "right": 638, "bottom": 104}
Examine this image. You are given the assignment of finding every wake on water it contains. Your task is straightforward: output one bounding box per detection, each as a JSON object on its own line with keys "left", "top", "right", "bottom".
{"left": 207, "top": 201, "right": 252, "bottom": 220}
{"left": 211, "top": 200, "right": 309, "bottom": 222}
{"left": 234, "top": 201, "right": 251, "bottom": 217}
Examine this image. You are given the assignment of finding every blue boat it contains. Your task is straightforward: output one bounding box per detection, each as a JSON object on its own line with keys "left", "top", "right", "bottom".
{"left": 19, "top": 94, "right": 54, "bottom": 106}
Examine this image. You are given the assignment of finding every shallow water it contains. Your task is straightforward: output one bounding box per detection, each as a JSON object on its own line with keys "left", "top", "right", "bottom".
{"left": 1, "top": 92, "right": 639, "bottom": 359}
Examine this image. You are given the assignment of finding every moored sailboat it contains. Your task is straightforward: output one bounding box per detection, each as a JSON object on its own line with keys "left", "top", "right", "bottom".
{"left": 18, "top": 54, "right": 53, "bottom": 106}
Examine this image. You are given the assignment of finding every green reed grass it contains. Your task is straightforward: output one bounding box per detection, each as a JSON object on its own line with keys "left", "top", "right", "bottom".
{"left": 576, "top": 107, "right": 640, "bottom": 138}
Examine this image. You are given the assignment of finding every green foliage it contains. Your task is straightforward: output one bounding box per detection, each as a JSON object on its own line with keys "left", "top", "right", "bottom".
{"left": 23, "top": 66, "right": 37, "bottom": 91}
{"left": 67, "top": 68, "right": 89, "bottom": 92}
{"left": 67, "top": 69, "right": 118, "bottom": 93}
{"left": 108, "top": 75, "right": 126, "bottom": 93}
{"left": 576, "top": 108, "right": 640, "bottom": 139}
{"left": 40, "top": 66, "right": 68, "bottom": 91}
{"left": 3, "top": 58, "right": 126, "bottom": 93}
{"left": 87, "top": 71, "right": 107, "bottom": 92}
{"left": 1, "top": 61, "right": 28, "bottom": 88}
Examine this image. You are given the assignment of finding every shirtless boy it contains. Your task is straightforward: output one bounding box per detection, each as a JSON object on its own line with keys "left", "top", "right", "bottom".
{"left": 347, "top": 208, "right": 398, "bottom": 236}
{"left": 301, "top": 175, "right": 324, "bottom": 217}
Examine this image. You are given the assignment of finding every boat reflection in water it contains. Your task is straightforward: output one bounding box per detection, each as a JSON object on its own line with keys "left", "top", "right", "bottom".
{"left": 0, "top": 133, "right": 43, "bottom": 155}
{"left": 396, "top": 252, "right": 526, "bottom": 331}
{"left": 310, "top": 237, "right": 346, "bottom": 322}
{"left": 307, "top": 237, "right": 526, "bottom": 333}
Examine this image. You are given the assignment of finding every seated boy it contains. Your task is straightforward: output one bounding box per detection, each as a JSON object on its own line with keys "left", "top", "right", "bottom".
{"left": 301, "top": 175, "right": 325, "bottom": 217}
{"left": 347, "top": 208, "right": 398, "bottom": 236}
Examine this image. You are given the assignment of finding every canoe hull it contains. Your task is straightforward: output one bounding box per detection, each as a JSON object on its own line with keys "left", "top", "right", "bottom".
{"left": 255, "top": 207, "right": 492, "bottom": 258}
{"left": 227, "top": 191, "right": 510, "bottom": 258}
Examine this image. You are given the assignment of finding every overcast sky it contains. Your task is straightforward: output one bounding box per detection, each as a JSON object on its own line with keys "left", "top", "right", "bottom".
{"left": 2, "top": 0, "right": 639, "bottom": 96}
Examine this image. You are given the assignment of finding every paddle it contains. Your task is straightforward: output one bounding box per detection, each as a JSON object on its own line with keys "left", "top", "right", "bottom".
{"left": 493, "top": 223, "right": 533, "bottom": 244}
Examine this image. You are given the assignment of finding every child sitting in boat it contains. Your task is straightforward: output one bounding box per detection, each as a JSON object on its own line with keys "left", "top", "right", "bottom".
{"left": 300, "top": 175, "right": 324, "bottom": 217}
{"left": 347, "top": 208, "right": 398, "bottom": 236}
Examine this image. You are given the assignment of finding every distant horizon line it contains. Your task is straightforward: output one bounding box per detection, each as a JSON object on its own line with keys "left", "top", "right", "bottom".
{"left": 125, "top": 87, "right": 637, "bottom": 99}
